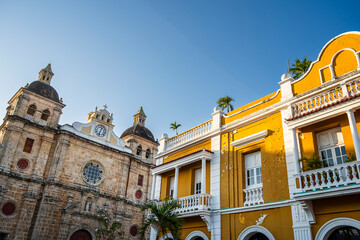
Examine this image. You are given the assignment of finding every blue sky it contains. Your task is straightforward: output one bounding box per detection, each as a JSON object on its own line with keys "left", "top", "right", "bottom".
{"left": 1, "top": 0, "right": 360, "bottom": 140}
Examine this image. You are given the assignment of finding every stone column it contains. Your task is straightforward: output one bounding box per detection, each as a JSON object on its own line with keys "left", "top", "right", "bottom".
{"left": 346, "top": 109, "right": 360, "bottom": 158}
{"left": 173, "top": 167, "right": 179, "bottom": 199}
{"left": 201, "top": 158, "right": 206, "bottom": 194}
{"left": 0, "top": 125, "right": 23, "bottom": 169}
{"left": 32, "top": 135, "right": 54, "bottom": 179}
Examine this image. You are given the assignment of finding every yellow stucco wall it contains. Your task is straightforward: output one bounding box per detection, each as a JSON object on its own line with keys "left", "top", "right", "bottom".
{"left": 222, "top": 91, "right": 281, "bottom": 125}
{"left": 220, "top": 112, "right": 288, "bottom": 209}
{"left": 292, "top": 33, "right": 360, "bottom": 95}
{"left": 164, "top": 140, "right": 211, "bottom": 163}
{"left": 311, "top": 194, "right": 360, "bottom": 238}
{"left": 221, "top": 207, "right": 294, "bottom": 240}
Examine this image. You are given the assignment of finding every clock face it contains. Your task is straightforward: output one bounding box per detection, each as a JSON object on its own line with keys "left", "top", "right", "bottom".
{"left": 94, "top": 125, "right": 106, "bottom": 137}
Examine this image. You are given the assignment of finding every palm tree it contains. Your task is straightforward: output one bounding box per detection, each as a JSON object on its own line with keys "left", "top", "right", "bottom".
{"left": 139, "top": 197, "right": 183, "bottom": 240}
{"left": 289, "top": 56, "right": 312, "bottom": 80}
{"left": 170, "top": 121, "right": 181, "bottom": 135}
{"left": 95, "top": 215, "right": 124, "bottom": 240}
{"left": 217, "top": 96, "right": 235, "bottom": 113}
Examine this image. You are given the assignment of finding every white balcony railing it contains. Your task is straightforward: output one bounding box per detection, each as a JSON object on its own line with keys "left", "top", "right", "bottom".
{"left": 295, "top": 161, "right": 360, "bottom": 192}
{"left": 243, "top": 186, "right": 264, "bottom": 206}
{"left": 25, "top": 114, "right": 34, "bottom": 122}
{"left": 175, "top": 194, "right": 211, "bottom": 214}
{"left": 290, "top": 78, "right": 360, "bottom": 119}
{"left": 165, "top": 120, "right": 212, "bottom": 151}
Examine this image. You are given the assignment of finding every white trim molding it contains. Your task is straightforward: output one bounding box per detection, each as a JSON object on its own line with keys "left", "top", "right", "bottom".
{"left": 315, "top": 217, "right": 360, "bottom": 240}
{"left": 237, "top": 226, "right": 276, "bottom": 240}
{"left": 152, "top": 149, "right": 213, "bottom": 175}
{"left": 230, "top": 130, "right": 269, "bottom": 148}
{"left": 185, "top": 230, "right": 209, "bottom": 240}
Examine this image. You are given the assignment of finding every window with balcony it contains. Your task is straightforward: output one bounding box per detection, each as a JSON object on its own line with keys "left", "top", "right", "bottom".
{"left": 316, "top": 127, "right": 347, "bottom": 167}
{"left": 169, "top": 176, "right": 175, "bottom": 197}
{"left": 244, "top": 151, "right": 263, "bottom": 206}
{"left": 194, "top": 168, "right": 201, "bottom": 194}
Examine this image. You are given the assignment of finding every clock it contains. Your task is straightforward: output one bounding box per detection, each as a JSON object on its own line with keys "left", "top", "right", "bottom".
{"left": 94, "top": 125, "right": 106, "bottom": 137}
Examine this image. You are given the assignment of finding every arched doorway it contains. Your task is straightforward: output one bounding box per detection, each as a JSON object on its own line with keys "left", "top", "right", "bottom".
{"left": 249, "top": 232, "right": 269, "bottom": 240}
{"left": 70, "top": 229, "right": 92, "bottom": 240}
{"left": 315, "top": 218, "right": 360, "bottom": 240}
{"left": 327, "top": 226, "right": 360, "bottom": 240}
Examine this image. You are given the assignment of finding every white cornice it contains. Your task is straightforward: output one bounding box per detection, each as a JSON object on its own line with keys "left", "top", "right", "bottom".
{"left": 152, "top": 149, "right": 213, "bottom": 175}
{"left": 230, "top": 130, "right": 269, "bottom": 148}
{"left": 213, "top": 199, "right": 295, "bottom": 215}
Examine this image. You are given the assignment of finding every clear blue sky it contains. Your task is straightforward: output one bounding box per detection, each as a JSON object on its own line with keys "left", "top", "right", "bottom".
{"left": 1, "top": 0, "right": 360, "bottom": 140}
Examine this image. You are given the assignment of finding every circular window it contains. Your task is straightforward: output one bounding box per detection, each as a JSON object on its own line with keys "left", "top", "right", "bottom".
{"left": 83, "top": 161, "right": 104, "bottom": 186}
{"left": 2, "top": 202, "right": 16, "bottom": 216}
{"left": 130, "top": 225, "right": 138, "bottom": 237}
{"left": 17, "top": 159, "right": 29, "bottom": 170}
{"left": 135, "top": 190, "right": 142, "bottom": 199}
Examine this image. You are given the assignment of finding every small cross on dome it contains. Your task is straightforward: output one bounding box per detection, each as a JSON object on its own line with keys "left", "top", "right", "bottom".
{"left": 103, "top": 104, "right": 108, "bottom": 110}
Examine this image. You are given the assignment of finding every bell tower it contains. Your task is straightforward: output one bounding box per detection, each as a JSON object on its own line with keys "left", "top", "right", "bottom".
{"left": 133, "top": 106, "right": 147, "bottom": 127}
{"left": 37, "top": 63, "right": 54, "bottom": 85}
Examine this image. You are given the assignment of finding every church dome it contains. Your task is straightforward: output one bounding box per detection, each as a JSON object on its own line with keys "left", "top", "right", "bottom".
{"left": 121, "top": 124, "right": 156, "bottom": 143}
{"left": 27, "top": 81, "right": 60, "bottom": 103}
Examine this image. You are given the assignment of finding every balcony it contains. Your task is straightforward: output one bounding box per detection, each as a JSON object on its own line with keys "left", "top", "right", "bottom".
{"left": 175, "top": 193, "right": 211, "bottom": 216}
{"left": 288, "top": 77, "right": 360, "bottom": 121}
{"left": 165, "top": 120, "right": 212, "bottom": 151}
{"left": 294, "top": 161, "right": 360, "bottom": 198}
{"left": 243, "top": 186, "right": 264, "bottom": 206}
{"left": 156, "top": 194, "right": 212, "bottom": 231}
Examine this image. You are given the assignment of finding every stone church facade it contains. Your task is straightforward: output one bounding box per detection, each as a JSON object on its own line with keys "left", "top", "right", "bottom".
{"left": 0, "top": 64, "right": 158, "bottom": 240}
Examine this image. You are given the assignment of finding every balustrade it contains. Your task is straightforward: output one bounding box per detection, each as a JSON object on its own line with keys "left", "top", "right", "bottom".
{"left": 290, "top": 79, "right": 360, "bottom": 119}
{"left": 295, "top": 161, "right": 360, "bottom": 192}
{"left": 243, "top": 186, "right": 264, "bottom": 206}
{"left": 165, "top": 120, "right": 212, "bottom": 151}
{"left": 25, "top": 114, "right": 34, "bottom": 122}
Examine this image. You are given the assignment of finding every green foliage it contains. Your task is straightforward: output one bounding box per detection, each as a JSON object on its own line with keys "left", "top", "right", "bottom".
{"left": 289, "top": 57, "right": 312, "bottom": 80}
{"left": 139, "top": 197, "right": 183, "bottom": 240}
{"left": 217, "top": 96, "right": 235, "bottom": 113}
{"left": 95, "top": 215, "right": 124, "bottom": 240}
{"left": 346, "top": 153, "right": 357, "bottom": 162}
{"left": 300, "top": 153, "right": 322, "bottom": 171}
{"left": 170, "top": 121, "right": 182, "bottom": 135}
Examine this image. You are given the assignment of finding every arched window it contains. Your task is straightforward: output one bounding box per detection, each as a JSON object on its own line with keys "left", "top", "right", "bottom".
{"left": 136, "top": 146, "right": 142, "bottom": 156}
{"left": 40, "top": 109, "right": 50, "bottom": 121}
{"left": 145, "top": 149, "right": 151, "bottom": 158}
{"left": 27, "top": 104, "right": 37, "bottom": 116}
{"left": 101, "top": 115, "right": 106, "bottom": 121}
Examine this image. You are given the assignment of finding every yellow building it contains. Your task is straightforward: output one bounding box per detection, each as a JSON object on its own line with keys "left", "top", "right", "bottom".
{"left": 151, "top": 31, "right": 360, "bottom": 240}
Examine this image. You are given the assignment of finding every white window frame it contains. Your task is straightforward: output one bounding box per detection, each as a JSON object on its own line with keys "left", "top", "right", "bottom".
{"left": 244, "top": 151, "right": 262, "bottom": 189}
{"left": 316, "top": 127, "right": 347, "bottom": 167}
{"left": 194, "top": 169, "right": 201, "bottom": 194}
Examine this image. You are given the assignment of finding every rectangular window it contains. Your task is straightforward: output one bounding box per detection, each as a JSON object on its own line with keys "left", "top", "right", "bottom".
{"left": 245, "top": 151, "right": 262, "bottom": 188}
{"left": 138, "top": 175, "right": 144, "bottom": 186}
{"left": 169, "top": 176, "right": 175, "bottom": 197}
{"left": 194, "top": 168, "right": 201, "bottom": 194}
{"left": 316, "top": 127, "right": 347, "bottom": 167}
{"left": 23, "top": 138, "right": 34, "bottom": 153}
